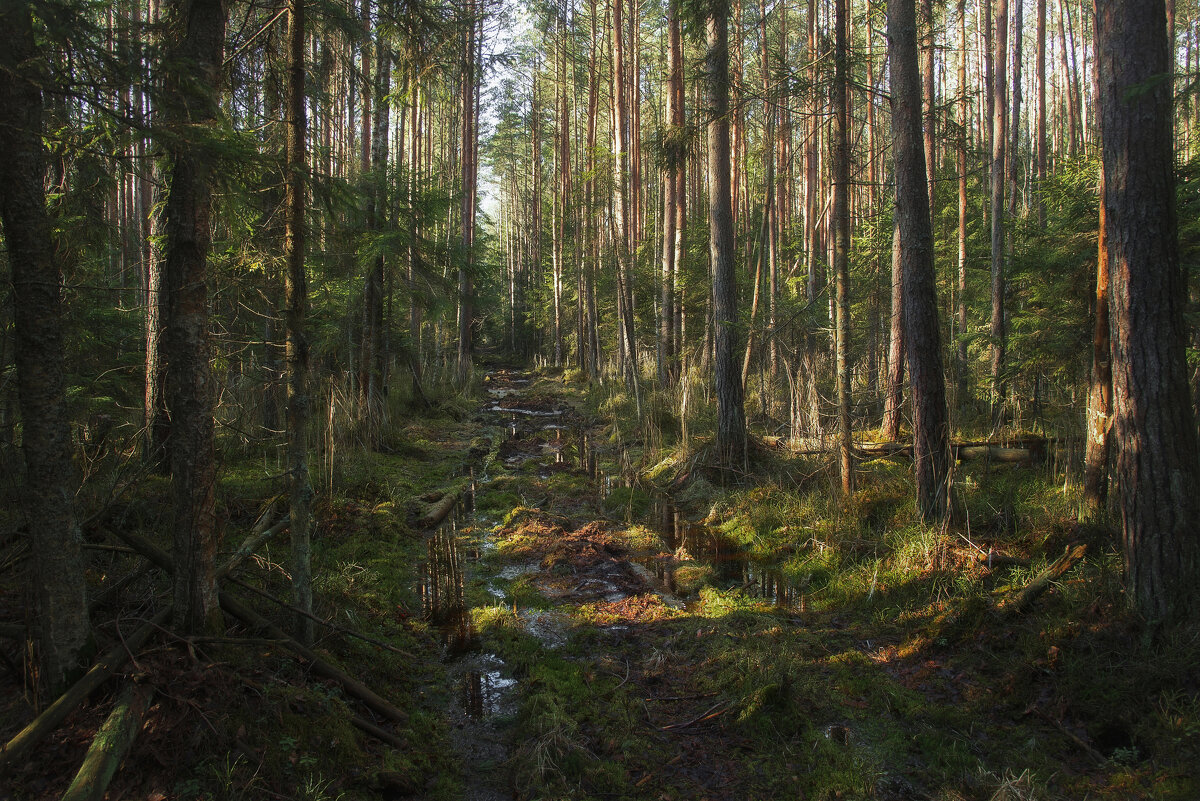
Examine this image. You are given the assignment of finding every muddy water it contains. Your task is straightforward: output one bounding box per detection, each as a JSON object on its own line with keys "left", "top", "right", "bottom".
{"left": 644, "top": 498, "right": 803, "bottom": 609}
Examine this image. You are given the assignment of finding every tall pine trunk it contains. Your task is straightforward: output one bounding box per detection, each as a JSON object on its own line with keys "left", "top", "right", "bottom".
{"left": 0, "top": 2, "right": 91, "bottom": 695}
{"left": 1097, "top": 0, "right": 1200, "bottom": 624}
{"left": 161, "top": 0, "right": 227, "bottom": 635}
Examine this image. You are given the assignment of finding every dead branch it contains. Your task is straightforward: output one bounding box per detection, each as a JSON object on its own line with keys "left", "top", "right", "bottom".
{"left": 60, "top": 682, "right": 155, "bottom": 801}
{"left": 999, "top": 544, "right": 1088, "bottom": 615}
{"left": 218, "top": 592, "right": 408, "bottom": 725}
{"left": 217, "top": 517, "right": 290, "bottom": 579}
{"left": 0, "top": 607, "right": 170, "bottom": 777}
{"left": 351, "top": 715, "right": 406, "bottom": 749}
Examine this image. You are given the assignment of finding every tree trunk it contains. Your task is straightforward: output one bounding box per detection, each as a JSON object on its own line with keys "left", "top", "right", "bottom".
{"left": 1083, "top": 162, "right": 1111, "bottom": 518}
{"left": 990, "top": 0, "right": 1009, "bottom": 427}
{"left": 890, "top": 0, "right": 953, "bottom": 523}
{"left": 708, "top": 0, "right": 746, "bottom": 468}
{"left": 0, "top": 2, "right": 91, "bottom": 695}
{"left": 161, "top": 0, "right": 227, "bottom": 635}
{"left": 833, "top": 0, "right": 854, "bottom": 495}
{"left": 956, "top": 0, "right": 970, "bottom": 408}
{"left": 882, "top": 223, "right": 904, "bottom": 439}
{"left": 284, "top": 0, "right": 313, "bottom": 645}
{"left": 1098, "top": 0, "right": 1200, "bottom": 624}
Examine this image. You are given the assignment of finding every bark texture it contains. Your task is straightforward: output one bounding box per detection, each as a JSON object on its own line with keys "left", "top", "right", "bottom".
{"left": 162, "top": 0, "right": 227, "bottom": 635}
{"left": 707, "top": 0, "right": 746, "bottom": 468}
{"left": 890, "top": 0, "right": 952, "bottom": 522}
{"left": 0, "top": 2, "right": 91, "bottom": 694}
{"left": 1098, "top": 0, "right": 1200, "bottom": 624}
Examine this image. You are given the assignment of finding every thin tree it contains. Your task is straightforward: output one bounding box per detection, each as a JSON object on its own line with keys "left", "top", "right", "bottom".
{"left": 989, "top": 0, "right": 1008, "bottom": 427}
{"left": 708, "top": 0, "right": 747, "bottom": 467}
{"left": 890, "top": 0, "right": 952, "bottom": 522}
{"left": 285, "top": 0, "right": 313, "bottom": 644}
{"left": 0, "top": 2, "right": 91, "bottom": 694}
{"left": 1097, "top": 0, "right": 1200, "bottom": 623}
{"left": 833, "top": 0, "right": 854, "bottom": 494}
{"left": 161, "top": 0, "right": 227, "bottom": 634}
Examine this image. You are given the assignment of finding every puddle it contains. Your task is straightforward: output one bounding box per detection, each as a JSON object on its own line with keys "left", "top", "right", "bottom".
{"left": 461, "top": 653, "right": 517, "bottom": 718}
{"left": 645, "top": 498, "right": 802, "bottom": 608}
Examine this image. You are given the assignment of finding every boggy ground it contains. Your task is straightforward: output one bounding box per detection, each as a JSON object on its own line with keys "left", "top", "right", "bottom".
{"left": 3, "top": 366, "right": 1198, "bottom": 800}
{"left": 440, "top": 369, "right": 1200, "bottom": 801}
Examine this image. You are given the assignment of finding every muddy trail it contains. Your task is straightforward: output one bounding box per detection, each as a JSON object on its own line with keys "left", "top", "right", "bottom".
{"left": 398, "top": 369, "right": 1200, "bottom": 801}
{"left": 418, "top": 370, "right": 806, "bottom": 799}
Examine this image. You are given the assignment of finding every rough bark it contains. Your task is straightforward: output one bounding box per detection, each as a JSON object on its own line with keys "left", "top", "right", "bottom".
{"left": 1083, "top": 158, "right": 1111, "bottom": 516}
{"left": 882, "top": 223, "right": 905, "bottom": 439}
{"left": 708, "top": 0, "right": 747, "bottom": 468}
{"left": 989, "top": 0, "right": 1009, "bottom": 427}
{"left": 285, "top": 0, "right": 313, "bottom": 645}
{"left": 0, "top": 2, "right": 91, "bottom": 695}
{"left": 1098, "top": 0, "right": 1200, "bottom": 624}
{"left": 161, "top": 0, "right": 227, "bottom": 635}
{"left": 833, "top": 0, "right": 854, "bottom": 495}
{"left": 890, "top": 0, "right": 953, "bottom": 522}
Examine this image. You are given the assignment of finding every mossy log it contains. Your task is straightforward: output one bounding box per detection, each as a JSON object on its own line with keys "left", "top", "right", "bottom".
{"left": 0, "top": 607, "right": 170, "bottom": 776}
{"left": 999, "top": 543, "right": 1088, "bottom": 615}
{"left": 60, "top": 682, "right": 155, "bottom": 801}
{"left": 418, "top": 491, "right": 458, "bottom": 529}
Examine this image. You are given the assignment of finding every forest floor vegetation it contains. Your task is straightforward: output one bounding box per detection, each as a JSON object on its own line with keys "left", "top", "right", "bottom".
{"left": 2, "top": 364, "right": 1198, "bottom": 800}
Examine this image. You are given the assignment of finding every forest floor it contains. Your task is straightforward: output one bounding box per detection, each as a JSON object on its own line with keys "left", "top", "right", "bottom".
{"left": 3, "top": 364, "right": 1199, "bottom": 800}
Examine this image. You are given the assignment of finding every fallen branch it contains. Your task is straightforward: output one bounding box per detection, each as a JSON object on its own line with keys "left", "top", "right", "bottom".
{"left": 60, "top": 682, "right": 155, "bottom": 801}
{"left": 217, "top": 517, "right": 290, "bottom": 579}
{"left": 0, "top": 607, "right": 170, "bottom": 776}
{"left": 999, "top": 544, "right": 1088, "bottom": 615}
{"left": 418, "top": 491, "right": 458, "bottom": 529}
{"left": 656, "top": 700, "right": 730, "bottom": 731}
{"left": 351, "top": 715, "right": 405, "bottom": 749}
{"left": 218, "top": 592, "right": 407, "bottom": 725}
{"left": 225, "top": 577, "right": 415, "bottom": 659}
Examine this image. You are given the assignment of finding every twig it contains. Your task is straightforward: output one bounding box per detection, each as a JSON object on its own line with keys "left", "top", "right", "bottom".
{"left": 656, "top": 700, "right": 730, "bottom": 731}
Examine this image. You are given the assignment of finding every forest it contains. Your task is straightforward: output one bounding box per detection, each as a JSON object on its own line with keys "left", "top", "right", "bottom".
{"left": 1, "top": 0, "right": 1199, "bottom": 797}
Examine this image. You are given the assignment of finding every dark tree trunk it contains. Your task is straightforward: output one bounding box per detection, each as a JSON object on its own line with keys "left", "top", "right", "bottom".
{"left": 708, "top": 0, "right": 746, "bottom": 468}
{"left": 362, "top": 42, "right": 389, "bottom": 422}
{"left": 1098, "top": 0, "right": 1200, "bottom": 624}
{"left": 285, "top": 0, "right": 313, "bottom": 644}
{"left": 0, "top": 3, "right": 91, "bottom": 695}
{"left": 890, "top": 0, "right": 953, "bottom": 522}
{"left": 161, "top": 0, "right": 227, "bottom": 635}
{"left": 833, "top": 0, "right": 854, "bottom": 495}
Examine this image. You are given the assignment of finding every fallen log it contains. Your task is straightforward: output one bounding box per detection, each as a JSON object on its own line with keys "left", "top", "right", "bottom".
{"left": 351, "top": 715, "right": 405, "bottom": 749}
{"left": 217, "top": 516, "right": 289, "bottom": 579}
{"left": 0, "top": 607, "right": 170, "bottom": 776}
{"left": 418, "top": 491, "right": 458, "bottom": 529}
{"left": 60, "top": 682, "right": 155, "bottom": 801}
{"left": 218, "top": 592, "right": 407, "bottom": 725}
{"left": 998, "top": 543, "right": 1088, "bottom": 615}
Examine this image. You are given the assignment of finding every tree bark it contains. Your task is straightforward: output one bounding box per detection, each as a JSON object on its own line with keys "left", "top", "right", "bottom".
{"left": 833, "top": 0, "right": 855, "bottom": 495}
{"left": 881, "top": 223, "right": 905, "bottom": 439}
{"left": 708, "top": 0, "right": 747, "bottom": 468}
{"left": 1098, "top": 0, "right": 1200, "bottom": 624}
{"left": 891, "top": 0, "right": 953, "bottom": 523}
{"left": 0, "top": 2, "right": 91, "bottom": 695}
{"left": 989, "top": 0, "right": 1009, "bottom": 427}
{"left": 285, "top": 0, "right": 313, "bottom": 645}
{"left": 161, "top": 0, "right": 227, "bottom": 635}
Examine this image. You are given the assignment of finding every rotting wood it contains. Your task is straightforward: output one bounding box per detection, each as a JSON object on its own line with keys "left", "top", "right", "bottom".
{"left": 999, "top": 543, "right": 1087, "bottom": 615}
{"left": 975, "top": 551, "right": 1031, "bottom": 569}
{"left": 418, "top": 491, "right": 458, "bottom": 529}
{"left": 60, "top": 682, "right": 155, "bottom": 801}
{"left": 0, "top": 607, "right": 170, "bottom": 776}
{"left": 218, "top": 592, "right": 408, "bottom": 725}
